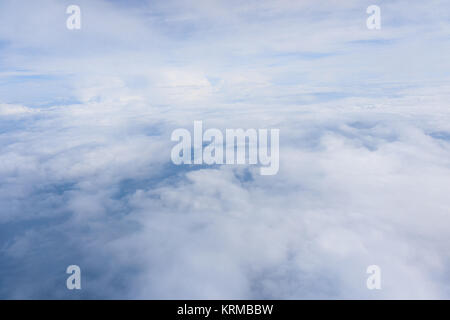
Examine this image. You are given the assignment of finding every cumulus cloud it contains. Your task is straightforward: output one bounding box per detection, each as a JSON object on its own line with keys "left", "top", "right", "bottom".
{"left": 0, "top": 0, "right": 449, "bottom": 299}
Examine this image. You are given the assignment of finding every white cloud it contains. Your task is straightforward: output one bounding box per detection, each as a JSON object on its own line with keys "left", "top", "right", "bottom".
{"left": 0, "top": 0, "right": 449, "bottom": 299}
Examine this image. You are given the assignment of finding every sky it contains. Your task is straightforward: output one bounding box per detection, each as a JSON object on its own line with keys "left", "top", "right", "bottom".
{"left": 0, "top": 0, "right": 450, "bottom": 299}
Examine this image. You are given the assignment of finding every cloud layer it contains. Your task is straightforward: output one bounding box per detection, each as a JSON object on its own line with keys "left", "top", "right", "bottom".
{"left": 0, "top": 0, "right": 449, "bottom": 299}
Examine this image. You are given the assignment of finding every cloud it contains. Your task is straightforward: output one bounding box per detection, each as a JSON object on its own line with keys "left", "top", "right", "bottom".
{"left": 0, "top": 0, "right": 449, "bottom": 299}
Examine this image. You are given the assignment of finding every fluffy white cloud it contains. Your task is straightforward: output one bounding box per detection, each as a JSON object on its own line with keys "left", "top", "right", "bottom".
{"left": 0, "top": 0, "right": 449, "bottom": 299}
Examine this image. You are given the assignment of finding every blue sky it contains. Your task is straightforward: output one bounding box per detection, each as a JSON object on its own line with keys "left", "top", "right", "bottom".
{"left": 0, "top": 0, "right": 450, "bottom": 299}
